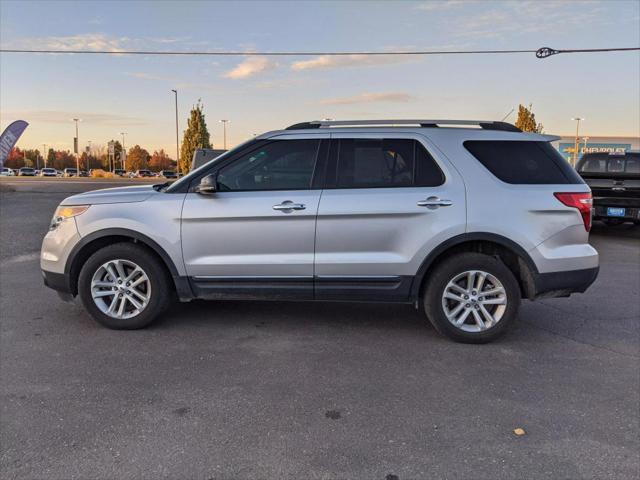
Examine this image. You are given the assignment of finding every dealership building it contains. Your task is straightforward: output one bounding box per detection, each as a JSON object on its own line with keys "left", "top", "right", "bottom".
{"left": 551, "top": 136, "right": 640, "bottom": 164}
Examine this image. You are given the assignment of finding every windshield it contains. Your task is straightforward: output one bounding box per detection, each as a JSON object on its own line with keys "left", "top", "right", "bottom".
{"left": 166, "top": 138, "right": 257, "bottom": 193}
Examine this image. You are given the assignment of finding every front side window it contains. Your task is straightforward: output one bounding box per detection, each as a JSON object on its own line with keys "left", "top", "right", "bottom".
{"left": 335, "top": 138, "right": 443, "bottom": 188}
{"left": 217, "top": 139, "right": 320, "bottom": 191}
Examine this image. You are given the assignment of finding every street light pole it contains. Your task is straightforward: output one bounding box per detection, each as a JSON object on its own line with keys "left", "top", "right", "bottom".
{"left": 120, "top": 132, "right": 127, "bottom": 170}
{"left": 42, "top": 144, "right": 47, "bottom": 168}
{"left": 219, "top": 119, "right": 229, "bottom": 150}
{"left": 171, "top": 89, "right": 179, "bottom": 174}
{"left": 73, "top": 118, "right": 80, "bottom": 174}
{"left": 571, "top": 117, "right": 584, "bottom": 166}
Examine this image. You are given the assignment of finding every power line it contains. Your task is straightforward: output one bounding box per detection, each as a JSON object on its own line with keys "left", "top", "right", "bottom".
{"left": 0, "top": 46, "right": 637, "bottom": 58}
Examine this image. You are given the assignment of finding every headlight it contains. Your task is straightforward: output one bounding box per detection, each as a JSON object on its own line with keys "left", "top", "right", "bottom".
{"left": 50, "top": 205, "right": 89, "bottom": 230}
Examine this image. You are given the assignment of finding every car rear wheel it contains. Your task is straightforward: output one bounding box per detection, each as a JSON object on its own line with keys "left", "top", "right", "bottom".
{"left": 423, "top": 252, "right": 521, "bottom": 343}
{"left": 78, "top": 243, "right": 172, "bottom": 329}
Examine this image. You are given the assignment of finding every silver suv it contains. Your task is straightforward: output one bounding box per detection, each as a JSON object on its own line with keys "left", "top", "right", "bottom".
{"left": 41, "top": 120, "right": 599, "bottom": 343}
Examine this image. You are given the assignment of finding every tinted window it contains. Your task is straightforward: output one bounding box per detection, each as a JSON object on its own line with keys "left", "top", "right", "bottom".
{"left": 578, "top": 157, "right": 607, "bottom": 173}
{"left": 217, "top": 139, "right": 319, "bottom": 191}
{"left": 626, "top": 157, "right": 640, "bottom": 173}
{"left": 464, "top": 141, "right": 583, "bottom": 184}
{"left": 335, "top": 139, "right": 443, "bottom": 188}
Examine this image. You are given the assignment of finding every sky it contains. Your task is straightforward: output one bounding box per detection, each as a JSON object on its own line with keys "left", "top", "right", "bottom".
{"left": 1, "top": 0, "right": 639, "bottom": 156}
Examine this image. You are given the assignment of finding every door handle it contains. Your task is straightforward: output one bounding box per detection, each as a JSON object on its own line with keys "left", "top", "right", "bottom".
{"left": 417, "top": 196, "right": 453, "bottom": 209}
{"left": 273, "top": 201, "right": 306, "bottom": 212}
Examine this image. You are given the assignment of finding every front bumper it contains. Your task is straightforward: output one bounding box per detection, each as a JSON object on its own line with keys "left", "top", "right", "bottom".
{"left": 532, "top": 266, "right": 599, "bottom": 299}
{"left": 42, "top": 270, "right": 75, "bottom": 302}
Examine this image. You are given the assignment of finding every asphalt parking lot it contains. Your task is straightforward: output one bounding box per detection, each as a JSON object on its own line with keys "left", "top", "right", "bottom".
{"left": 1, "top": 178, "right": 638, "bottom": 480}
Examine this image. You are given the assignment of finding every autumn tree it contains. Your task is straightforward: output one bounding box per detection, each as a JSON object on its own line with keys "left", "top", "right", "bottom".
{"left": 179, "top": 100, "right": 211, "bottom": 173}
{"left": 5, "top": 148, "right": 24, "bottom": 169}
{"left": 515, "top": 104, "right": 544, "bottom": 133}
{"left": 149, "top": 149, "right": 172, "bottom": 171}
{"left": 127, "top": 145, "right": 151, "bottom": 171}
{"left": 53, "top": 150, "right": 76, "bottom": 170}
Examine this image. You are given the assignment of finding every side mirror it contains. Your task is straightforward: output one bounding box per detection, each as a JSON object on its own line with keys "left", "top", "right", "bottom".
{"left": 196, "top": 174, "right": 217, "bottom": 195}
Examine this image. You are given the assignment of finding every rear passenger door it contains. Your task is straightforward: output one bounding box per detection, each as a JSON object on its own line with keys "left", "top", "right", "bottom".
{"left": 314, "top": 133, "right": 466, "bottom": 301}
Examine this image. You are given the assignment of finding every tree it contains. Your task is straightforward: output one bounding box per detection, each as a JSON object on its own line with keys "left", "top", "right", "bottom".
{"left": 47, "top": 148, "right": 56, "bottom": 167}
{"left": 179, "top": 100, "right": 212, "bottom": 172}
{"left": 127, "top": 145, "right": 151, "bottom": 171}
{"left": 53, "top": 150, "right": 75, "bottom": 170}
{"left": 5, "top": 147, "right": 24, "bottom": 169}
{"left": 515, "top": 104, "right": 544, "bottom": 133}
{"left": 78, "top": 152, "right": 90, "bottom": 171}
{"left": 149, "top": 149, "right": 172, "bottom": 171}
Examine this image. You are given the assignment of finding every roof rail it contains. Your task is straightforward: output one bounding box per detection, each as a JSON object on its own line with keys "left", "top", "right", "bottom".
{"left": 285, "top": 119, "right": 521, "bottom": 132}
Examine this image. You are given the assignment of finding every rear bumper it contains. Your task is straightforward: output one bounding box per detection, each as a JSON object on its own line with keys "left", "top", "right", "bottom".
{"left": 532, "top": 266, "right": 599, "bottom": 298}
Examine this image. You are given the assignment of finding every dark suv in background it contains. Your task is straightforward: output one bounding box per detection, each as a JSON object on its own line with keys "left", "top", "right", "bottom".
{"left": 576, "top": 151, "right": 640, "bottom": 225}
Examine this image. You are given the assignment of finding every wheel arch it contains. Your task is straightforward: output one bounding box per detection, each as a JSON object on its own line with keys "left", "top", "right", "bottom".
{"left": 411, "top": 233, "right": 539, "bottom": 301}
{"left": 65, "top": 228, "right": 192, "bottom": 300}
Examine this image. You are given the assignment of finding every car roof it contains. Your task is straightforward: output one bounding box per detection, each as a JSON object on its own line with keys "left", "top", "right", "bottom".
{"left": 256, "top": 119, "right": 558, "bottom": 142}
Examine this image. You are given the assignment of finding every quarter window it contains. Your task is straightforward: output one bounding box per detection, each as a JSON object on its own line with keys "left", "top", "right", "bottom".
{"left": 335, "top": 139, "right": 443, "bottom": 188}
{"left": 464, "top": 141, "right": 583, "bottom": 184}
{"left": 217, "top": 139, "right": 320, "bottom": 191}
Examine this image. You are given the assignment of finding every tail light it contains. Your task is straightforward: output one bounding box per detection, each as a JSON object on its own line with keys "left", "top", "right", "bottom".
{"left": 554, "top": 192, "right": 593, "bottom": 232}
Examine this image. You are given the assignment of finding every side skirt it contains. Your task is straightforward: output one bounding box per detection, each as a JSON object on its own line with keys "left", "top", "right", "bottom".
{"left": 189, "top": 275, "right": 414, "bottom": 303}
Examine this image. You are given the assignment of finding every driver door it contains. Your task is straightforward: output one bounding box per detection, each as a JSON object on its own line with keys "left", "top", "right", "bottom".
{"left": 181, "top": 134, "right": 328, "bottom": 299}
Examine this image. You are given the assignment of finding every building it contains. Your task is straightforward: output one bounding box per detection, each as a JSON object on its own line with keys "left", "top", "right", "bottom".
{"left": 552, "top": 136, "right": 640, "bottom": 165}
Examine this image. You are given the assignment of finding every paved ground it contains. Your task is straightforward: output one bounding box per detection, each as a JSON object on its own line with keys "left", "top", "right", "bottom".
{"left": 1, "top": 178, "right": 638, "bottom": 480}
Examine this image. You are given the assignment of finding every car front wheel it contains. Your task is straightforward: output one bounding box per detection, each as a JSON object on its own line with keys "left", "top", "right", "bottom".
{"left": 423, "top": 252, "right": 521, "bottom": 343}
{"left": 78, "top": 243, "right": 172, "bottom": 329}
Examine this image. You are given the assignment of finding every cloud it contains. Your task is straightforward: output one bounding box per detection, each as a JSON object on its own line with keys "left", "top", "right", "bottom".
{"left": 126, "top": 72, "right": 174, "bottom": 81}
{"left": 416, "top": 0, "right": 468, "bottom": 11}
{"left": 11, "top": 33, "right": 128, "bottom": 52}
{"left": 5, "top": 33, "right": 205, "bottom": 53}
{"left": 453, "top": 0, "right": 606, "bottom": 38}
{"left": 223, "top": 56, "right": 277, "bottom": 79}
{"left": 7, "top": 110, "right": 148, "bottom": 126}
{"left": 291, "top": 54, "right": 414, "bottom": 71}
{"left": 320, "top": 92, "right": 415, "bottom": 106}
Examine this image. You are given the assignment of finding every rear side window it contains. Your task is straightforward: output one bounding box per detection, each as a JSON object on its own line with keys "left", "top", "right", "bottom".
{"left": 335, "top": 139, "right": 444, "bottom": 188}
{"left": 464, "top": 141, "right": 583, "bottom": 184}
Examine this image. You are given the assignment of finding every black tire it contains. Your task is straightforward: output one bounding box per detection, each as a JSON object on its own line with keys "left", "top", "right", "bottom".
{"left": 422, "top": 252, "right": 521, "bottom": 344}
{"left": 78, "top": 242, "right": 172, "bottom": 329}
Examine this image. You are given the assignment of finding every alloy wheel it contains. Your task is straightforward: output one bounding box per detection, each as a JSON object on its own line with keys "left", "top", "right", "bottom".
{"left": 441, "top": 270, "right": 507, "bottom": 332}
{"left": 90, "top": 259, "right": 151, "bottom": 319}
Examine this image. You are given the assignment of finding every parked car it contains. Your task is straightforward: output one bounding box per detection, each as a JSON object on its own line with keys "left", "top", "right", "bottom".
{"left": 79, "top": 170, "right": 89, "bottom": 177}
{"left": 576, "top": 151, "right": 640, "bottom": 225}
{"left": 113, "top": 169, "right": 127, "bottom": 177}
{"left": 18, "top": 167, "right": 36, "bottom": 176}
{"left": 132, "top": 169, "right": 154, "bottom": 178}
{"left": 56, "top": 170, "right": 64, "bottom": 177}
{"left": 0, "top": 167, "right": 16, "bottom": 176}
{"left": 34, "top": 170, "right": 41, "bottom": 176}
{"left": 63, "top": 168, "right": 78, "bottom": 177}
{"left": 40, "top": 168, "right": 58, "bottom": 177}
{"left": 159, "top": 170, "right": 177, "bottom": 179}
{"left": 41, "top": 119, "right": 599, "bottom": 343}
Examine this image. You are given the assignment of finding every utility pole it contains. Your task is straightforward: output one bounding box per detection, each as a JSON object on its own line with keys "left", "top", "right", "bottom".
{"left": 73, "top": 118, "right": 80, "bottom": 174}
{"left": 171, "top": 89, "right": 179, "bottom": 174}
{"left": 42, "top": 144, "right": 47, "bottom": 168}
{"left": 219, "top": 119, "right": 229, "bottom": 150}
{"left": 120, "top": 132, "right": 127, "bottom": 170}
{"left": 571, "top": 117, "right": 584, "bottom": 166}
